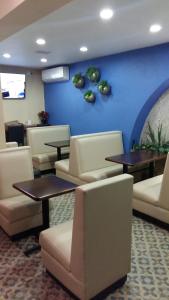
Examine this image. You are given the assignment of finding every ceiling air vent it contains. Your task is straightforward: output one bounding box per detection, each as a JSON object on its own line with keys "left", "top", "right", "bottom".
{"left": 35, "top": 50, "right": 51, "bottom": 55}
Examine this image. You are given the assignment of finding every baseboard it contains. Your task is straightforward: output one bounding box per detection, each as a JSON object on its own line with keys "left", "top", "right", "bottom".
{"left": 47, "top": 270, "right": 127, "bottom": 300}
{"left": 91, "top": 275, "right": 127, "bottom": 300}
{"left": 133, "top": 209, "right": 169, "bottom": 231}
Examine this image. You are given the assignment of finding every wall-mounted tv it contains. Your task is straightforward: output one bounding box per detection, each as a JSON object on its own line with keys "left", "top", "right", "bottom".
{"left": 0, "top": 73, "right": 26, "bottom": 99}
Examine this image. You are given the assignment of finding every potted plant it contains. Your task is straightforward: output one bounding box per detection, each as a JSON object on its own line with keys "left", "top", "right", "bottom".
{"left": 38, "top": 111, "right": 49, "bottom": 125}
{"left": 133, "top": 122, "right": 169, "bottom": 153}
{"left": 72, "top": 73, "right": 85, "bottom": 88}
{"left": 86, "top": 67, "right": 100, "bottom": 83}
{"left": 84, "top": 90, "right": 96, "bottom": 103}
{"left": 98, "top": 80, "right": 111, "bottom": 95}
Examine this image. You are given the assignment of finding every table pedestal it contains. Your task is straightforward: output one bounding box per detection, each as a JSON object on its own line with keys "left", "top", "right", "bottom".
{"left": 13, "top": 175, "right": 77, "bottom": 256}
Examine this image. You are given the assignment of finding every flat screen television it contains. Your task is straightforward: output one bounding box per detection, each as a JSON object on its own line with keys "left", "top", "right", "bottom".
{"left": 0, "top": 73, "right": 26, "bottom": 99}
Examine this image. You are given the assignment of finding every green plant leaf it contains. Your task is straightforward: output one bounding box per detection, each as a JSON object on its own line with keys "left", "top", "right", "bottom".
{"left": 133, "top": 144, "right": 141, "bottom": 150}
{"left": 86, "top": 67, "right": 100, "bottom": 82}
{"left": 84, "top": 90, "right": 95, "bottom": 102}
{"left": 157, "top": 123, "right": 162, "bottom": 146}
{"left": 139, "top": 122, "right": 168, "bottom": 153}
{"left": 72, "top": 73, "right": 85, "bottom": 89}
{"left": 147, "top": 122, "right": 156, "bottom": 144}
{"left": 141, "top": 144, "right": 148, "bottom": 150}
{"left": 98, "top": 80, "right": 111, "bottom": 95}
{"left": 158, "top": 146, "right": 165, "bottom": 153}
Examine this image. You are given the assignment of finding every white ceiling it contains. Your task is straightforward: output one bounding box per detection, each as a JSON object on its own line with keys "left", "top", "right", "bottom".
{"left": 0, "top": 0, "right": 169, "bottom": 69}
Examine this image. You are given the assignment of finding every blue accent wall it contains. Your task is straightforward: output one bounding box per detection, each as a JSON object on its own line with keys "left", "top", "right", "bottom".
{"left": 44, "top": 43, "right": 169, "bottom": 151}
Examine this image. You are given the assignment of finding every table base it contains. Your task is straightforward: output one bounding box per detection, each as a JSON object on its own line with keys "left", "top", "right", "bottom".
{"left": 24, "top": 243, "right": 41, "bottom": 256}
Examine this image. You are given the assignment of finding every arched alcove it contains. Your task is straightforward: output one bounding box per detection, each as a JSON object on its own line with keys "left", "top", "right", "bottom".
{"left": 141, "top": 88, "right": 169, "bottom": 143}
{"left": 130, "top": 78, "right": 169, "bottom": 148}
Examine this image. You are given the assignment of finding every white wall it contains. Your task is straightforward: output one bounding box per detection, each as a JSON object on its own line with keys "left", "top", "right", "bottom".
{"left": 0, "top": 65, "right": 45, "bottom": 125}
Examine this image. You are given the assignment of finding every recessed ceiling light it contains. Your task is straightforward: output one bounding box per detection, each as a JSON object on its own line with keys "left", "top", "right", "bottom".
{"left": 100, "top": 8, "right": 114, "bottom": 20}
{"left": 36, "top": 38, "right": 46, "bottom": 45}
{"left": 149, "top": 24, "right": 162, "bottom": 33}
{"left": 3, "top": 53, "right": 11, "bottom": 58}
{"left": 80, "top": 46, "right": 88, "bottom": 52}
{"left": 41, "top": 58, "right": 47, "bottom": 63}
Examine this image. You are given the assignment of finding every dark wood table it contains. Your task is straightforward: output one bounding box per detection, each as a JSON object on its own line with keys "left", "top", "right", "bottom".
{"left": 45, "top": 140, "right": 70, "bottom": 160}
{"left": 13, "top": 175, "right": 76, "bottom": 255}
{"left": 105, "top": 151, "right": 166, "bottom": 177}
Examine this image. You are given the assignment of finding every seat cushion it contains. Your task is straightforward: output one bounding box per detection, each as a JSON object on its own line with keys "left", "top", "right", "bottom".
{"left": 32, "top": 152, "right": 58, "bottom": 163}
{"left": 40, "top": 220, "right": 73, "bottom": 271}
{"left": 79, "top": 164, "right": 123, "bottom": 182}
{"left": 55, "top": 159, "right": 69, "bottom": 173}
{"left": 133, "top": 174, "right": 163, "bottom": 205}
{"left": 0, "top": 194, "right": 42, "bottom": 222}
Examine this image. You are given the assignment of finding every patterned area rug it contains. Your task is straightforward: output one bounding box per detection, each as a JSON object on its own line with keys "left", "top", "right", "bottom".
{"left": 0, "top": 192, "right": 169, "bottom": 300}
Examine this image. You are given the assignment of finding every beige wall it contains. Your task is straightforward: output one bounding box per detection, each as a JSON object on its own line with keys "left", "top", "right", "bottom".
{"left": 0, "top": 76, "right": 6, "bottom": 148}
{"left": 0, "top": 65, "right": 45, "bottom": 125}
{"left": 0, "top": 0, "right": 24, "bottom": 19}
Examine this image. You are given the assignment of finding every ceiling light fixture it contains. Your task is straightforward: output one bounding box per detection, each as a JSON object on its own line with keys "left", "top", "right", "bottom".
{"left": 149, "top": 24, "right": 162, "bottom": 33}
{"left": 3, "top": 53, "right": 11, "bottom": 58}
{"left": 80, "top": 46, "right": 88, "bottom": 52}
{"left": 41, "top": 58, "right": 47, "bottom": 63}
{"left": 100, "top": 8, "right": 114, "bottom": 20}
{"left": 36, "top": 38, "right": 46, "bottom": 45}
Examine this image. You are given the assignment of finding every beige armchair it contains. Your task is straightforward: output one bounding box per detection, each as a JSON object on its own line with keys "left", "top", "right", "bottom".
{"left": 0, "top": 146, "right": 42, "bottom": 237}
{"left": 133, "top": 153, "right": 169, "bottom": 225}
{"left": 40, "top": 174, "right": 133, "bottom": 300}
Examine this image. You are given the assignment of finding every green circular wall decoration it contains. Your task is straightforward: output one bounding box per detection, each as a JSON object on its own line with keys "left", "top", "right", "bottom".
{"left": 84, "top": 90, "right": 96, "bottom": 103}
{"left": 72, "top": 67, "right": 111, "bottom": 103}
{"left": 72, "top": 73, "right": 85, "bottom": 88}
{"left": 86, "top": 67, "right": 100, "bottom": 83}
{"left": 98, "top": 80, "right": 111, "bottom": 95}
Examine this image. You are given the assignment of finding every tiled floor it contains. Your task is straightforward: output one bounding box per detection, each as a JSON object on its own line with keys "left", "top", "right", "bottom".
{"left": 0, "top": 192, "right": 169, "bottom": 300}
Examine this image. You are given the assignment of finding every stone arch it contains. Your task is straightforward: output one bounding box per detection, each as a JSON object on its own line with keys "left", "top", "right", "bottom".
{"left": 130, "top": 78, "right": 169, "bottom": 148}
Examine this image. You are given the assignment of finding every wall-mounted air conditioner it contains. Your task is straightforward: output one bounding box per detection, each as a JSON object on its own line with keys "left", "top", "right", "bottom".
{"left": 42, "top": 66, "right": 69, "bottom": 83}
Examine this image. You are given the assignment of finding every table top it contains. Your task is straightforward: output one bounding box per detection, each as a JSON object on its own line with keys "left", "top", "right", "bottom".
{"left": 105, "top": 151, "right": 167, "bottom": 166}
{"left": 45, "top": 140, "right": 70, "bottom": 148}
{"left": 13, "top": 175, "right": 77, "bottom": 201}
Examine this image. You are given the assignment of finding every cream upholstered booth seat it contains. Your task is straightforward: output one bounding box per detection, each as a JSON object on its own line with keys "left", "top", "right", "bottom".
{"left": 55, "top": 131, "right": 124, "bottom": 185}
{"left": 40, "top": 174, "right": 133, "bottom": 300}
{"left": 27, "top": 125, "right": 70, "bottom": 172}
{"left": 6, "top": 142, "right": 18, "bottom": 148}
{"left": 0, "top": 146, "right": 42, "bottom": 237}
{"left": 133, "top": 153, "right": 169, "bottom": 224}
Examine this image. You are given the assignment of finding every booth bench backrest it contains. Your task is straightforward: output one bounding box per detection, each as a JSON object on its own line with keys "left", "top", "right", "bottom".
{"left": 69, "top": 131, "right": 124, "bottom": 176}
{"left": 27, "top": 125, "right": 70, "bottom": 155}
{"left": 71, "top": 174, "right": 133, "bottom": 293}
{"left": 0, "top": 146, "right": 33, "bottom": 199}
{"left": 159, "top": 153, "right": 169, "bottom": 210}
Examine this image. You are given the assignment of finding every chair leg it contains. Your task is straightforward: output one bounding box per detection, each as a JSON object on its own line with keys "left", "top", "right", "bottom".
{"left": 34, "top": 168, "right": 41, "bottom": 178}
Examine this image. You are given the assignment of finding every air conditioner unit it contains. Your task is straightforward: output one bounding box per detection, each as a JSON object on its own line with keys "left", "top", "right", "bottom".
{"left": 42, "top": 66, "right": 69, "bottom": 83}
